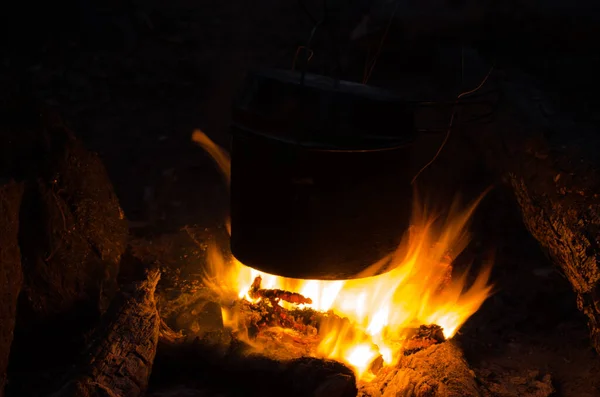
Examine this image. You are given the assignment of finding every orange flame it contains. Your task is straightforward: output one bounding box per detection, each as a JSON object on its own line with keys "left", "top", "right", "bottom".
{"left": 193, "top": 130, "right": 493, "bottom": 380}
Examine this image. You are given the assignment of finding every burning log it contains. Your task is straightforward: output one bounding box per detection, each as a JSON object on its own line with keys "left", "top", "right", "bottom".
{"left": 152, "top": 314, "right": 472, "bottom": 397}
{"left": 229, "top": 288, "right": 447, "bottom": 357}
{"left": 150, "top": 331, "right": 358, "bottom": 397}
{"left": 249, "top": 275, "right": 313, "bottom": 305}
{"left": 402, "top": 325, "right": 446, "bottom": 355}
{"left": 222, "top": 295, "right": 323, "bottom": 336}
{"left": 466, "top": 68, "right": 600, "bottom": 353}
{"left": 51, "top": 269, "right": 161, "bottom": 397}
{"left": 0, "top": 181, "right": 23, "bottom": 397}
{"left": 359, "top": 342, "right": 481, "bottom": 397}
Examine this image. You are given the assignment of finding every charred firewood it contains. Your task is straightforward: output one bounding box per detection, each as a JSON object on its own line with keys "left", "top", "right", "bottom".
{"left": 0, "top": 181, "right": 24, "bottom": 397}
{"left": 221, "top": 294, "right": 353, "bottom": 338}
{"left": 249, "top": 276, "right": 313, "bottom": 305}
{"left": 359, "top": 342, "right": 482, "bottom": 397}
{"left": 50, "top": 269, "right": 161, "bottom": 397}
{"left": 222, "top": 297, "right": 317, "bottom": 335}
{"left": 226, "top": 293, "right": 448, "bottom": 360}
{"left": 231, "top": 276, "right": 317, "bottom": 334}
{"left": 402, "top": 325, "right": 446, "bottom": 356}
{"left": 149, "top": 331, "right": 357, "bottom": 397}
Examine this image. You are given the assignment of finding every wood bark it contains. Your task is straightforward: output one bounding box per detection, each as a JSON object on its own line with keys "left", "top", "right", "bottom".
{"left": 1, "top": 98, "right": 128, "bottom": 322}
{"left": 51, "top": 269, "right": 161, "bottom": 397}
{"left": 16, "top": 108, "right": 128, "bottom": 322}
{"left": 0, "top": 98, "right": 129, "bottom": 395}
{"left": 359, "top": 342, "right": 481, "bottom": 397}
{"left": 465, "top": 68, "right": 600, "bottom": 353}
{"left": 0, "top": 181, "right": 24, "bottom": 397}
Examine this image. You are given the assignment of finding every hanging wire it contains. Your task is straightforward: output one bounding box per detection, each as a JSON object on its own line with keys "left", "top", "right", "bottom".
{"left": 291, "top": 0, "right": 499, "bottom": 140}
{"left": 363, "top": 0, "right": 400, "bottom": 84}
{"left": 292, "top": 46, "right": 315, "bottom": 70}
{"left": 295, "top": 0, "right": 321, "bottom": 85}
{"left": 292, "top": 20, "right": 320, "bottom": 74}
{"left": 295, "top": 0, "right": 344, "bottom": 85}
{"left": 411, "top": 63, "right": 496, "bottom": 185}
{"left": 414, "top": 94, "right": 498, "bottom": 132}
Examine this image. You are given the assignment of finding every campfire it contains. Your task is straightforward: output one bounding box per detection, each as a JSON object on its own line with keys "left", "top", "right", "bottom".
{"left": 3, "top": 94, "right": 593, "bottom": 397}
{"left": 4, "top": 0, "right": 599, "bottom": 393}
{"left": 194, "top": 130, "right": 493, "bottom": 383}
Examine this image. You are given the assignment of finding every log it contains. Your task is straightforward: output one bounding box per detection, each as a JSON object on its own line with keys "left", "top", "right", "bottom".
{"left": 359, "top": 342, "right": 481, "bottom": 397}
{"left": 0, "top": 99, "right": 129, "bottom": 395}
{"left": 51, "top": 269, "right": 161, "bottom": 397}
{"left": 16, "top": 107, "right": 128, "bottom": 320}
{"left": 464, "top": 67, "right": 600, "bottom": 353}
{"left": 0, "top": 181, "right": 24, "bottom": 397}
{"left": 149, "top": 331, "right": 358, "bottom": 397}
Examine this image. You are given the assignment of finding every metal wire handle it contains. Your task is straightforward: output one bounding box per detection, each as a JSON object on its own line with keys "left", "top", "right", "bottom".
{"left": 296, "top": 0, "right": 343, "bottom": 87}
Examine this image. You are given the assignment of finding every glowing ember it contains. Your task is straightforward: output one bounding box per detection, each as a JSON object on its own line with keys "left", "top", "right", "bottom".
{"left": 193, "top": 130, "right": 493, "bottom": 381}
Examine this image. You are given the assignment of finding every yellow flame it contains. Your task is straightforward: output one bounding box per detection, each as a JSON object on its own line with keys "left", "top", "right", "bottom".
{"left": 193, "top": 130, "right": 493, "bottom": 381}
{"left": 192, "top": 129, "right": 231, "bottom": 187}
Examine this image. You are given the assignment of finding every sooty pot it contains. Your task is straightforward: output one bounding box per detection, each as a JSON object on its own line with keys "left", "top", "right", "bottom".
{"left": 230, "top": 69, "right": 416, "bottom": 280}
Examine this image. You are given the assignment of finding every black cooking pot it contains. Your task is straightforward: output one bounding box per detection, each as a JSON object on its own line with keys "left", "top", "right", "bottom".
{"left": 230, "top": 69, "right": 416, "bottom": 280}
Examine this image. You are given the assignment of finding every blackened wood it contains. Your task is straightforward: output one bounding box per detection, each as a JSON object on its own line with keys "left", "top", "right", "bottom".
{"left": 149, "top": 332, "right": 357, "bottom": 397}
{"left": 51, "top": 269, "right": 161, "bottom": 397}
{"left": 0, "top": 181, "right": 24, "bottom": 397}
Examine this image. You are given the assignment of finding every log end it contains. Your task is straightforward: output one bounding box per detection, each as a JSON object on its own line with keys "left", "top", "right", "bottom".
{"left": 360, "top": 342, "right": 481, "bottom": 397}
